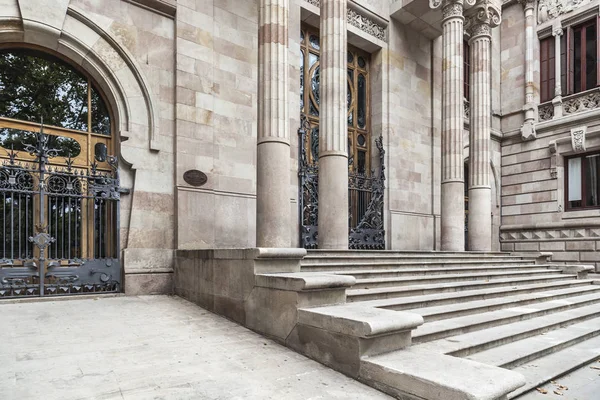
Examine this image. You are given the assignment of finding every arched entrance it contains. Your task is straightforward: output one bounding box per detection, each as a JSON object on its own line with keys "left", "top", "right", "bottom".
{"left": 0, "top": 47, "right": 123, "bottom": 298}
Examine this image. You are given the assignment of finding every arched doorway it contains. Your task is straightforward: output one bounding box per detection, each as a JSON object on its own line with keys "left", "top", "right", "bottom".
{"left": 0, "top": 47, "right": 123, "bottom": 298}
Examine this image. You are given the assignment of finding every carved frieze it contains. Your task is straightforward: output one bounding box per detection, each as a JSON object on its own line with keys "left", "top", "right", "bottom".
{"left": 538, "top": 0, "right": 593, "bottom": 24}
{"left": 303, "top": 0, "right": 387, "bottom": 42}
{"left": 347, "top": 8, "right": 386, "bottom": 41}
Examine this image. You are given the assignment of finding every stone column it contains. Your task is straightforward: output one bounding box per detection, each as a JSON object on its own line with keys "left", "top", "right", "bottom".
{"left": 256, "top": 0, "right": 290, "bottom": 248}
{"left": 466, "top": 2, "right": 501, "bottom": 251}
{"left": 430, "top": 0, "right": 465, "bottom": 251}
{"left": 552, "top": 24, "right": 563, "bottom": 118}
{"left": 318, "top": 0, "right": 349, "bottom": 249}
{"left": 520, "top": 0, "right": 536, "bottom": 140}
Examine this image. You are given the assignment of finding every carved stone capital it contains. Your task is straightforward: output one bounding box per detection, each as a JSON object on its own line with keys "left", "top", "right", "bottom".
{"left": 552, "top": 26, "right": 563, "bottom": 36}
{"left": 465, "top": 1, "right": 502, "bottom": 35}
{"left": 518, "top": 0, "right": 536, "bottom": 11}
{"left": 431, "top": 0, "right": 465, "bottom": 19}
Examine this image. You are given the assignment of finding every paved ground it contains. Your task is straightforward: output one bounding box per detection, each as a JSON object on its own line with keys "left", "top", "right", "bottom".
{"left": 518, "top": 360, "right": 600, "bottom": 400}
{"left": 0, "top": 295, "right": 391, "bottom": 400}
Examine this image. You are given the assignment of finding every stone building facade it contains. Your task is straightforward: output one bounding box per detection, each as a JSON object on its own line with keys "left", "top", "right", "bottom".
{"left": 0, "top": 0, "right": 598, "bottom": 298}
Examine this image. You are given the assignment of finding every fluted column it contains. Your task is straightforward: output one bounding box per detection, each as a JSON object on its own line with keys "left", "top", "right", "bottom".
{"left": 431, "top": 0, "right": 465, "bottom": 251}
{"left": 318, "top": 0, "right": 348, "bottom": 249}
{"left": 256, "top": 0, "right": 290, "bottom": 247}
{"left": 520, "top": 0, "right": 536, "bottom": 140}
{"left": 466, "top": 2, "right": 501, "bottom": 251}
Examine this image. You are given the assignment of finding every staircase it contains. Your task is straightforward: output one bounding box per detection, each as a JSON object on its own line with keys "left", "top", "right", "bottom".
{"left": 301, "top": 250, "right": 600, "bottom": 399}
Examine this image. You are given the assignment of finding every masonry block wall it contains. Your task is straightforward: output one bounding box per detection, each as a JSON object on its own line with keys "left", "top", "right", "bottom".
{"left": 499, "top": 0, "right": 600, "bottom": 272}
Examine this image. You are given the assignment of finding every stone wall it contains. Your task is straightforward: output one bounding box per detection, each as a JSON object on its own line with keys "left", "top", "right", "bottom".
{"left": 499, "top": 1, "right": 600, "bottom": 271}
{"left": 387, "top": 19, "right": 438, "bottom": 250}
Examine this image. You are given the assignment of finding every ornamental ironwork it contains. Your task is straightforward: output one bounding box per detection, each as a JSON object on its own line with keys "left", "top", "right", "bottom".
{"left": 298, "top": 114, "right": 385, "bottom": 249}
{"left": 0, "top": 125, "right": 124, "bottom": 298}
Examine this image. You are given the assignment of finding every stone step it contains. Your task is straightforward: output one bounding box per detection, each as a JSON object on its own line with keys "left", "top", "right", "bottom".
{"left": 302, "top": 259, "right": 535, "bottom": 271}
{"left": 507, "top": 335, "right": 600, "bottom": 399}
{"left": 411, "top": 285, "right": 600, "bottom": 322}
{"left": 360, "top": 347, "right": 525, "bottom": 400}
{"left": 352, "top": 269, "right": 560, "bottom": 290}
{"left": 346, "top": 274, "right": 573, "bottom": 302}
{"left": 328, "top": 264, "right": 544, "bottom": 279}
{"left": 302, "top": 257, "right": 530, "bottom": 266}
{"left": 350, "top": 280, "right": 595, "bottom": 309}
{"left": 306, "top": 250, "right": 511, "bottom": 256}
{"left": 413, "top": 302, "right": 600, "bottom": 357}
{"left": 411, "top": 291, "right": 600, "bottom": 343}
{"left": 465, "top": 316, "right": 600, "bottom": 370}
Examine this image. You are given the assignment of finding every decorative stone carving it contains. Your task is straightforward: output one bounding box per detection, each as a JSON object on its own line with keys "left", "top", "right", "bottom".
{"left": 443, "top": 3, "right": 464, "bottom": 18}
{"left": 465, "top": 0, "right": 502, "bottom": 37}
{"left": 303, "top": 0, "right": 386, "bottom": 42}
{"left": 538, "top": 103, "right": 554, "bottom": 121}
{"left": 464, "top": 98, "right": 470, "bottom": 120}
{"left": 538, "top": 0, "right": 593, "bottom": 24}
{"left": 347, "top": 8, "right": 386, "bottom": 41}
{"left": 563, "top": 90, "right": 600, "bottom": 115}
{"left": 518, "top": 0, "right": 536, "bottom": 10}
{"left": 570, "top": 126, "right": 587, "bottom": 152}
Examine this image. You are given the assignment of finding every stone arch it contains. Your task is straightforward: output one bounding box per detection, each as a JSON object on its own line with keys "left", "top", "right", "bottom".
{"left": 0, "top": 0, "right": 162, "bottom": 168}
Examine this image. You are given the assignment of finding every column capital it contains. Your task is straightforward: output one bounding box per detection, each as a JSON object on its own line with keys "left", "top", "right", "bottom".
{"left": 465, "top": 0, "right": 501, "bottom": 39}
{"left": 552, "top": 25, "right": 564, "bottom": 36}
{"left": 430, "top": 0, "right": 465, "bottom": 21}
{"left": 517, "top": 0, "right": 535, "bottom": 12}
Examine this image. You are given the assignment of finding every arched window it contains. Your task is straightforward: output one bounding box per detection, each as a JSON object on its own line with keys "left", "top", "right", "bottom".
{"left": 0, "top": 48, "right": 112, "bottom": 164}
{"left": 0, "top": 48, "right": 119, "bottom": 297}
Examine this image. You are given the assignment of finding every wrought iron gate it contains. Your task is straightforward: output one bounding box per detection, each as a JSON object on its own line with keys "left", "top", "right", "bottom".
{"left": 298, "top": 114, "right": 385, "bottom": 249}
{"left": 0, "top": 128, "right": 122, "bottom": 298}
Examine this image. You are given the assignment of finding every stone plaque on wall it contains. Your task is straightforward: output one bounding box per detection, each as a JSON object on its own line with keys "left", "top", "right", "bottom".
{"left": 183, "top": 170, "right": 208, "bottom": 187}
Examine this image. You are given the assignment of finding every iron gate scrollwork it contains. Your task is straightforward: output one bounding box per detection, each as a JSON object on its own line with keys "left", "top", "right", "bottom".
{"left": 0, "top": 126, "right": 123, "bottom": 298}
{"left": 298, "top": 114, "right": 385, "bottom": 249}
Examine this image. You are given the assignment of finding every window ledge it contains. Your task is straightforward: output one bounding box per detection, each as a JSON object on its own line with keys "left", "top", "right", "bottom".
{"left": 562, "top": 209, "right": 600, "bottom": 219}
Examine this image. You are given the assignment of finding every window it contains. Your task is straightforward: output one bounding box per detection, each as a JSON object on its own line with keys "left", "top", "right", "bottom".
{"left": 540, "top": 36, "right": 555, "bottom": 103}
{"left": 541, "top": 18, "right": 600, "bottom": 100}
{"left": 0, "top": 48, "right": 112, "bottom": 167}
{"left": 300, "top": 26, "right": 371, "bottom": 174}
{"left": 566, "top": 151, "right": 600, "bottom": 209}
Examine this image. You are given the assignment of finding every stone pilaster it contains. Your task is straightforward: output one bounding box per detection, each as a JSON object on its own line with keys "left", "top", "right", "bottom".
{"left": 520, "top": 0, "right": 537, "bottom": 140}
{"left": 466, "top": 1, "right": 501, "bottom": 251}
{"left": 318, "top": 0, "right": 349, "bottom": 249}
{"left": 430, "top": 0, "right": 465, "bottom": 251}
{"left": 257, "top": 0, "right": 290, "bottom": 247}
{"left": 552, "top": 24, "right": 564, "bottom": 118}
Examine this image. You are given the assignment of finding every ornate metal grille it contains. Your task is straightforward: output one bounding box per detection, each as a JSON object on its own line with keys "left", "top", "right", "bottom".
{"left": 0, "top": 127, "right": 122, "bottom": 298}
{"left": 298, "top": 115, "right": 385, "bottom": 249}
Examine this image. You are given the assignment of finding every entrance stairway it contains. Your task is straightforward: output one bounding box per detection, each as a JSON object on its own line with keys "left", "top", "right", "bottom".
{"left": 300, "top": 250, "right": 600, "bottom": 399}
